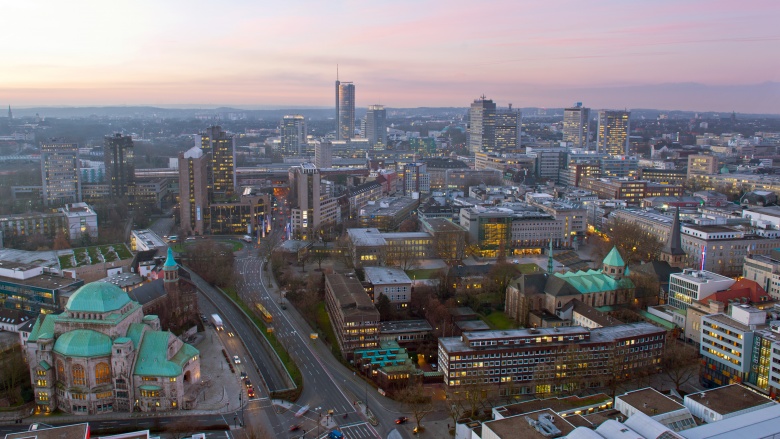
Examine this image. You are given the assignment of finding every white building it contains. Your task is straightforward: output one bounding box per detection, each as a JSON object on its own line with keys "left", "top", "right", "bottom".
{"left": 363, "top": 267, "right": 412, "bottom": 308}
{"left": 668, "top": 269, "right": 735, "bottom": 310}
{"left": 60, "top": 203, "right": 98, "bottom": 242}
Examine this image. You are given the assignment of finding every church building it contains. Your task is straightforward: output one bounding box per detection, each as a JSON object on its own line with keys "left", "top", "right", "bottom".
{"left": 25, "top": 280, "right": 201, "bottom": 414}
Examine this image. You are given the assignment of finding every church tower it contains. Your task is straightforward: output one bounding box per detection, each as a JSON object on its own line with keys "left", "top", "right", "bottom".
{"left": 660, "top": 207, "right": 687, "bottom": 269}
{"left": 163, "top": 247, "right": 179, "bottom": 283}
{"left": 602, "top": 246, "right": 626, "bottom": 279}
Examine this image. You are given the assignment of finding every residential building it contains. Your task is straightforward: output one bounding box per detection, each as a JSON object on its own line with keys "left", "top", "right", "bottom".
{"left": 743, "top": 249, "right": 780, "bottom": 299}
{"left": 324, "top": 273, "right": 379, "bottom": 357}
{"left": 700, "top": 305, "right": 766, "bottom": 388}
{"left": 687, "top": 154, "right": 718, "bottom": 179}
{"left": 177, "top": 146, "right": 209, "bottom": 236}
{"left": 363, "top": 267, "right": 412, "bottom": 308}
{"left": 41, "top": 141, "right": 81, "bottom": 206}
{"left": 468, "top": 97, "right": 496, "bottom": 153}
{"left": 364, "top": 105, "right": 387, "bottom": 148}
{"left": 336, "top": 79, "right": 355, "bottom": 141}
{"left": 438, "top": 322, "right": 665, "bottom": 394}
{"left": 346, "top": 181, "right": 383, "bottom": 218}
{"left": 25, "top": 281, "right": 201, "bottom": 414}
{"left": 103, "top": 134, "right": 134, "bottom": 198}
{"left": 290, "top": 164, "right": 340, "bottom": 237}
{"left": 280, "top": 115, "right": 307, "bottom": 156}
{"left": 596, "top": 110, "right": 630, "bottom": 156}
{"left": 563, "top": 103, "right": 590, "bottom": 149}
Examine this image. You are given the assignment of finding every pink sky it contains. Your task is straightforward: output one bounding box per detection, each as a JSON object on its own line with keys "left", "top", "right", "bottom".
{"left": 1, "top": 0, "right": 779, "bottom": 112}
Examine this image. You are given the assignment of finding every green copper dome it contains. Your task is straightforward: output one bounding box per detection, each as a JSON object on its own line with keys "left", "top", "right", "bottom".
{"left": 163, "top": 247, "right": 177, "bottom": 268}
{"left": 66, "top": 282, "right": 132, "bottom": 313}
{"left": 53, "top": 329, "right": 112, "bottom": 357}
{"left": 603, "top": 246, "right": 625, "bottom": 267}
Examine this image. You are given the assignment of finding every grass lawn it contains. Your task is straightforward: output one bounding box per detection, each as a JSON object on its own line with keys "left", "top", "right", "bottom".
{"left": 406, "top": 268, "right": 442, "bottom": 280}
{"left": 515, "top": 263, "right": 543, "bottom": 274}
{"left": 58, "top": 255, "right": 74, "bottom": 269}
{"left": 114, "top": 244, "right": 133, "bottom": 260}
{"left": 482, "top": 311, "right": 516, "bottom": 330}
{"left": 173, "top": 239, "right": 244, "bottom": 253}
{"left": 214, "top": 239, "right": 244, "bottom": 252}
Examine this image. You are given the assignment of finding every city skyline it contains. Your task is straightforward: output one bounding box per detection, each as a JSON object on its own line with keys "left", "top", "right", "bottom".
{"left": 1, "top": 1, "right": 779, "bottom": 113}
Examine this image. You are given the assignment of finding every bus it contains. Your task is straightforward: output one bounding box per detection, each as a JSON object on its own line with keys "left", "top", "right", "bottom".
{"left": 255, "top": 303, "right": 273, "bottom": 323}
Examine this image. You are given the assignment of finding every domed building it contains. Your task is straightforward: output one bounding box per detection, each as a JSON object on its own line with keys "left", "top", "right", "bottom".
{"left": 25, "top": 281, "right": 201, "bottom": 414}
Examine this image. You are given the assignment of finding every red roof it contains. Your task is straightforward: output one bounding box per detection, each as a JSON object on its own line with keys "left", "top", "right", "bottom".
{"left": 702, "top": 279, "right": 769, "bottom": 304}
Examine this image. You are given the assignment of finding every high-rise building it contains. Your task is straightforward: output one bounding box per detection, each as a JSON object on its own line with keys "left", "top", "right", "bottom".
{"left": 596, "top": 110, "right": 630, "bottom": 156}
{"left": 196, "top": 126, "right": 235, "bottom": 202}
{"left": 403, "top": 163, "right": 430, "bottom": 196}
{"left": 290, "top": 164, "right": 339, "bottom": 238}
{"left": 41, "top": 141, "right": 81, "bottom": 206}
{"left": 468, "top": 96, "right": 496, "bottom": 153}
{"left": 365, "top": 105, "right": 387, "bottom": 148}
{"left": 687, "top": 154, "right": 718, "bottom": 179}
{"left": 178, "top": 146, "right": 209, "bottom": 236}
{"left": 336, "top": 80, "right": 355, "bottom": 141}
{"left": 314, "top": 141, "right": 333, "bottom": 169}
{"left": 280, "top": 115, "right": 307, "bottom": 156}
{"left": 563, "top": 103, "right": 591, "bottom": 149}
{"left": 495, "top": 104, "right": 521, "bottom": 151}
{"left": 103, "top": 133, "right": 135, "bottom": 198}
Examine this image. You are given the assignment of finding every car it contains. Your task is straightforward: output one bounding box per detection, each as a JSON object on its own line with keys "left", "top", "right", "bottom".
{"left": 233, "top": 355, "right": 241, "bottom": 364}
{"left": 242, "top": 235, "right": 253, "bottom": 243}
{"left": 281, "top": 304, "right": 287, "bottom": 310}
{"left": 239, "top": 372, "right": 247, "bottom": 379}
{"left": 244, "top": 379, "right": 252, "bottom": 388}
{"left": 289, "top": 424, "right": 301, "bottom": 432}
{"left": 227, "top": 332, "right": 234, "bottom": 337}
{"left": 430, "top": 363, "right": 438, "bottom": 371}
{"left": 247, "top": 388, "right": 255, "bottom": 398}
{"left": 396, "top": 417, "right": 408, "bottom": 424}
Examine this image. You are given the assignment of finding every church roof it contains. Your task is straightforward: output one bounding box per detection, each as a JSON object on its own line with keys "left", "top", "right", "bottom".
{"left": 662, "top": 207, "right": 686, "bottom": 256}
{"left": 163, "top": 247, "right": 177, "bottom": 268}
{"left": 603, "top": 247, "right": 625, "bottom": 267}
{"left": 134, "top": 331, "right": 197, "bottom": 377}
{"left": 27, "top": 314, "right": 58, "bottom": 342}
{"left": 127, "top": 279, "right": 166, "bottom": 305}
{"left": 53, "top": 329, "right": 112, "bottom": 357}
{"left": 550, "top": 270, "right": 634, "bottom": 295}
{"left": 66, "top": 282, "right": 132, "bottom": 313}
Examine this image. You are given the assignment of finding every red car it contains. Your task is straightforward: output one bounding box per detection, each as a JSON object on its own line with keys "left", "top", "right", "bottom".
{"left": 247, "top": 387, "right": 255, "bottom": 398}
{"left": 289, "top": 424, "right": 301, "bottom": 432}
{"left": 396, "top": 417, "right": 408, "bottom": 424}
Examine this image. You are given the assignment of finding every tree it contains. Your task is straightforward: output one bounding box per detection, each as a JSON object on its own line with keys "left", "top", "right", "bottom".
{"left": 376, "top": 294, "right": 394, "bottom": 321}
{"left": 184, "top": 240, "right": 235, "bottom": 287}
{"left": 398, "top": 382, "right": 434, "bottom": 430}
{"left": 445, "top": 390, "right": 465, "bottom": 435}
{"left": 603, "top": 217, "right": 664, "bottom": 264}
{"left": 629, "top": 272, "right": 662, "bottom": 306}
{"left": 0, "top": 346, "right": 30, "bottom": 405}
{"left": 385, "top": 244, "right": 420, "bottom": 271}
{"left": 52, "top": 231, "right": 71, "bottom": 250}
{"left": 458, "top": 373, "right": 491, "bottom": 419}
{"left": 484, "top": 262, "right": 517, "bottom": 296}
{"left": 662, "top": 340, "right": 700, "bottom": 392}
{"left": 399, "top": 217, "right": 419, "bottom": 232}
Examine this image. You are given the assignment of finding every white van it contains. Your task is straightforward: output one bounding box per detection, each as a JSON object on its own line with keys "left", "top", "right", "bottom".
{"left": 242, "top": 235, "right": 253, "bottom": 243}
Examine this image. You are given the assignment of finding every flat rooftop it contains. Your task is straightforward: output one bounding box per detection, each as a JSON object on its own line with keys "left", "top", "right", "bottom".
{"left": 672, "top": 269, "right": 734, "bottom": 284}
{"left": 703, "top": 313, "right": 753, "bottom": 332}
{"left": 358, "top": 197, "right": 417, "bottom": 217}
{"left": 364, "top": 266, "right": 412, "bottom": 285}
{"left": 0, "top": 272, "right": 82, "bottom": 290}
{"left": 483, "top": 409, "right": 575, "bottom": 438}
{"left": 686, "top": 384, "right": 775, "bottom": 416}
{"left": 618, "top": 388, "right": 685, "bottom": 416}
{"left": 6, "top": 423, "right": 89, "bottom": 439}
{"left": 497, "top": 394, "right": 612, "bottom": 418}
{"left": 379, "top": 320, "right": 432, "bottom": 334}
{"left": 347, "top": 228, "right": 387, "bottom": 247}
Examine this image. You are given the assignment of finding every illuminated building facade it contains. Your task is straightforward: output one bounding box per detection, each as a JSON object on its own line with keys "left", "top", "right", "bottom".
{"left": 468, "top": 97, "right": 497, "bottom": 153}
{"left": 290, "top": 164, "right": 339, "bottom": 237}
{"left": 563, "top": 103, "right": 590, "bottom": 149}
{"left": 336, "top": 80, "right": 356, "bottom": 141}
{"left": 280, "top": 115, "right": 307, "bottom": 156}
{"left": 687, "top": 154, "right": 718, "bottom": 179}
{"left": 495, "top": 105, "right": 521, "bottom": 151}
{"left": 197, "top": 126, "right": 235, "bottom": 202}
{"left": 596, "top": 110, "right": 630, "bottom": 156}
{"left": 41, "top": 142, "right": 81, "bottom": 206}
{"left": 324, "top": 273, "right": 380, "bottom": 358}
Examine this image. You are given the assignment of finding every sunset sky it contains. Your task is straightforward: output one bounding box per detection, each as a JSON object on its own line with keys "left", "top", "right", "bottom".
{"left": 2, "top": 0, "right": 779, "bottom": 112}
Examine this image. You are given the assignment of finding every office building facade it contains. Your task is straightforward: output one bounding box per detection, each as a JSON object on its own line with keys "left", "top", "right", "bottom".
{"left": 177, "top": 147, "right": 209, "bottom": 236}
{"left": 41, "top": 142, "right": 81, "bottom": 206}
{"left": 197, "top": 126, "right": 235, "bottom": 202}
{"left": 365, "top": 105, "right": 387, "bottom": 148}
{"left": 336, "top": 80, "right": 356, "bottom": 140}
{"left": 495, "top": 105, "right": 521, "bottom": 151}
{"left": 468, "top": 97, "right": 497, "bottom": 153}
{"left": 563, "top": 104, "right": 590, "bottom": 149}
{"left": 596, "top": 110, "right": 630, "bottom": 156}
{"left": 280, "top": 115, "right": 307, "bottom": 156}
{"left": 314, "top": 141, "right": 333, "bottom": 169}
{"left": 103, "top": 134, "right": 135, "bottom": 198}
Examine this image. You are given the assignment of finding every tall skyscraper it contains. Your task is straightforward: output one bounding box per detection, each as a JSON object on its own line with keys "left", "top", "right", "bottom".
{"left": 41, "top": 141, "right": 81, "bottom": 206}
{"left": 596, "top": 110, "right": 630, "bottom": 156}
{"left": 495, "top": 104, "right": 521, "bottom": 151}
{"left": 104, "top": 133, "right": 135, "bottom": 198}
{"left": 563, "top": 103, "right": 591, "bottom": 149}
{"left": 197, "top": 126, "right": 235, "bottom": 202}
{"left": 7, "top": 105, "right": 11, "bottom": 120}
{"left": 178, "top": 146, "right": 209, "bottom": 236}
{"left": 364, "top": 105, "right": 387, "bottom": 148}
{"left": 468, "top": 96, "right": 496, "bottom": 154}
{"left": 280, "top": 115, "right": 307, "bottom": 156}
{"left": 336, "top": 79, "right": 355, "bottom": 141}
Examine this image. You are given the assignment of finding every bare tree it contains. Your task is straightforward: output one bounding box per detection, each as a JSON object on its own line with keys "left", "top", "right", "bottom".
{"left": 385, "top": 244, "right": 420, "bottom": 271}
{"left": 662, "top": 340, "right": 700, "bottom": 392}
{"left": 458, "top": 373, "right": 491, "bottom": 419}
{"left": 398, "top": 382, "right": 434, "bottom": 430}
{"left": 604, "top": 217, "right": 664, "bottom": 264}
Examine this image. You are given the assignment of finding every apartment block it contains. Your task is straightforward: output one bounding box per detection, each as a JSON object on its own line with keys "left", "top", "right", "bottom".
{"left": 324, "top": 273, "right": 380, "bottom": 358}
